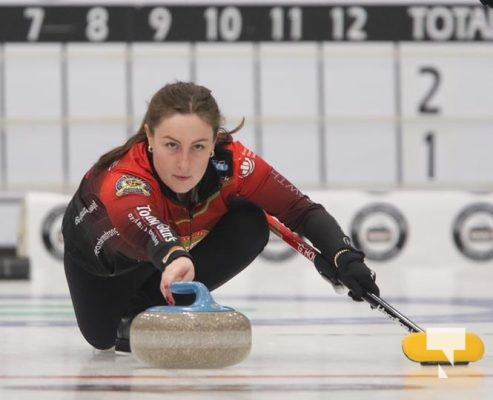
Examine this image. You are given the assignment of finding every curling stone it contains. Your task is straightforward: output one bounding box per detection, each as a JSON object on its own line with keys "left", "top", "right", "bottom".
{"left": 130, "top": 281, "right": 251, "bottom": 369}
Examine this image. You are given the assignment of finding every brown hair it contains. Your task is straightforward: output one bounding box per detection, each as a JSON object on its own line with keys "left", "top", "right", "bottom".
{"left": 92, "top": 81, "right": 243, "bottom": 173}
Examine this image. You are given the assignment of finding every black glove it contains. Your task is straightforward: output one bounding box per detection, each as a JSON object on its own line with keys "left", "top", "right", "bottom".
{"left": 336, "top": 250, "right": 380, "bottom": 301}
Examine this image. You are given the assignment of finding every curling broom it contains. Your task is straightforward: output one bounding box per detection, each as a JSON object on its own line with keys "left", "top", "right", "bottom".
{"left": 266, "top": 213, "right": 484, "bottom": 365}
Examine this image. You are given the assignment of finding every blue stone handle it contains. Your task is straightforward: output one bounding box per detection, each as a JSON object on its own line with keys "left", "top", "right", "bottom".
{"left": 146, "top": 281, "right": 234, "bottom": 313}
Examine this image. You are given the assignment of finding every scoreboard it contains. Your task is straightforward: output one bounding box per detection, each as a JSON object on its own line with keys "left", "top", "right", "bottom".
{"left": 0, "top": 4, "right": 492, "bottom": 42}
{"left": 0, "top": 2, "right": 492, "bottom": 189}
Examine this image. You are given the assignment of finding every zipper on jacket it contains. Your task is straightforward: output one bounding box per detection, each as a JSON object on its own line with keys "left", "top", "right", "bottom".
{"left": 186, "top": 203, "right": 197, "bottom": 251}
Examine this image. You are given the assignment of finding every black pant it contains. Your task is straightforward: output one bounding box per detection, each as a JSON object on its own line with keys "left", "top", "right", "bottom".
{"left": 64, "top": 201, "right": 269, "bottom": 350}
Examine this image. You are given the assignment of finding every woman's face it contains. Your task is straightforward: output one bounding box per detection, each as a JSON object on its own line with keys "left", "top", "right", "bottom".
{"left": 146, "top": 113, "right": 215, "bottom": 194}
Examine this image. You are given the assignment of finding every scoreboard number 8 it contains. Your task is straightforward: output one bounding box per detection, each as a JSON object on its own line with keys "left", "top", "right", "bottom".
{"left": 86, "top": 7, "right": 109, "bottom": 42}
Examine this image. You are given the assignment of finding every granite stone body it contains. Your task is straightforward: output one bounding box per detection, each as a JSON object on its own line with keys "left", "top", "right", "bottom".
{"left": 130, "top": 282, "right": 252, "bottom": 369}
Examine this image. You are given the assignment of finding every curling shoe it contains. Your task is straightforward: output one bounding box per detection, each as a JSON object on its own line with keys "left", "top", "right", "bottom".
{"left": 115, "top": 315, "right": 133, "bottom": 354}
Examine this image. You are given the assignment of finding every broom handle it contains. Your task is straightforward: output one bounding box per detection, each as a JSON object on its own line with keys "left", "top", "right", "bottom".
{"left": 265, "top": 213, "right": 424, "bottom": 334}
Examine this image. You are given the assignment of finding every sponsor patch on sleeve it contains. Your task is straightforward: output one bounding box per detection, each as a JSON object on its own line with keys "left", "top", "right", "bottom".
{"left": 239, "top": 157, "right": 255, "bottom": 178}
{"left": 115, "top": 175, "right": 152, "bottom": 197}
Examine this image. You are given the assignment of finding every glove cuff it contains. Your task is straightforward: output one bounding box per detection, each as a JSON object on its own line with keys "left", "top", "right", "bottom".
{"left": 334, "top": 249, "right": 365, "bottom": 268}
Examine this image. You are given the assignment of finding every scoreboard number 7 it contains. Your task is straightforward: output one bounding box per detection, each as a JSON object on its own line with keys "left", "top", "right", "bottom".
{"left": 23, "top": 7, "right": 44, "bottom": 41}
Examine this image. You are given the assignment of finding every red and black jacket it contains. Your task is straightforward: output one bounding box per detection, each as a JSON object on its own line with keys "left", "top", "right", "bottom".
{"left": 62, "top": 140, "right": 350, "bottom": 276}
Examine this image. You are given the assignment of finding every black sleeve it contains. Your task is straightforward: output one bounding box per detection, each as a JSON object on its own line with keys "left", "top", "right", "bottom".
{"left": 298, "top": 207, "right": 362, "bottom": 264}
